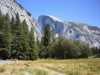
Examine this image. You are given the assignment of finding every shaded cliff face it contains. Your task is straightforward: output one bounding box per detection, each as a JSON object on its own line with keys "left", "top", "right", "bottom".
{"left": 0, "top": 0, "right": 36, "bottom": 29}
{"left": 38, "top": 15, "right": 100, "bottom": 48}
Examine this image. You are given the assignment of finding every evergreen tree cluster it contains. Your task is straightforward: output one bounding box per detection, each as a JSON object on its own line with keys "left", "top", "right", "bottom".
{"left": 0, "top": 14, "right": 38, "bottom": 60}
{"left": 0, "top": 14, "right": 100, "bottom": 60}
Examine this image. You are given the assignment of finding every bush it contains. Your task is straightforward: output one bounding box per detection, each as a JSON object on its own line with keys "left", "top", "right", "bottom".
{"left": 48, "top": 38, "right": 91, "bottom": 59}
{"left": 0, "top": 48, "right": 9, "bottom": 59}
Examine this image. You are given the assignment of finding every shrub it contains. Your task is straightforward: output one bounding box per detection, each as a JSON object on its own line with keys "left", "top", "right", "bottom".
{"left": 48, "top": 38, "right": 91, "bottom": 59}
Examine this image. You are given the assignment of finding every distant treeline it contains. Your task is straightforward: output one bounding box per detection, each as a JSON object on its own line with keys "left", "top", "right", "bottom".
{"left": 0, "top": 14, "right": 100, "bottom": 60}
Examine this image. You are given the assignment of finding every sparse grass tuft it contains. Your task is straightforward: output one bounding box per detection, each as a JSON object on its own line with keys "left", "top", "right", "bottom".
{"left": 33, "top": 69, "right": 48, "bottom": 75}
{"left": 0, "top": 67, "right": 5, "bottom": 73}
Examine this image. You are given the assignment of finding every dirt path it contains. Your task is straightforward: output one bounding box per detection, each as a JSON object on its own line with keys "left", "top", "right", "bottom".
{"left": 0, "top": 60, "right": 14, "bottom": 64}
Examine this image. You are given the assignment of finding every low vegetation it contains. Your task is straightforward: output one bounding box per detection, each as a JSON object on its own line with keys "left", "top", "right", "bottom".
{"left": 0, "top": 59, "right": 100, "bottom": 75}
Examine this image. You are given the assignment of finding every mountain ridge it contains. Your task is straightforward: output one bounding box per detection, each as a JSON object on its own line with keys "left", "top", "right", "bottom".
{"left": 0, "top": 0, "right": 36, "bottom": 30}
{"left": 38, "top": 15, "right": 100, "bottom": 48}
{"left": 0, "top": 0, "right": 100, "bottom": 48}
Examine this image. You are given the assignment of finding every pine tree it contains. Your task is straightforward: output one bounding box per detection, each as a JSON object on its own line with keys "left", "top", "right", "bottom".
{"left": 0, "top": 14, "right": 11, "bottom": 59}
{"left": 40, "top": 25, "right": 52, "bottom": 58}
{"left": 21, "top": 20, "right": 30, "bottom": 59}
{"left": 42, "top": 25, "right": 52, "bottom": 46}
{"left": 3, "top": 14, "right": 12, "bottom": 58}
{"left": 11, "top": 14, "right": 25, "bottom": 59}
{"left": 29, "top": 27, "right": 38, "bottom": 60}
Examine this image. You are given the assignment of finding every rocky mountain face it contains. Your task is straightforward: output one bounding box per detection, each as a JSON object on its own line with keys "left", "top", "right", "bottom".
{"left": 0, "top": 0, "right": 100, "bottom": 48}
{"left": 0, "top": 0, "right": 36, "bottom": 29}
{"left": 38, "top": 15, "right": 100, "bottom": 48}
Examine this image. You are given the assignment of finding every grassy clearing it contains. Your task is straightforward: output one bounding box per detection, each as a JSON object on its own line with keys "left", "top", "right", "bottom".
{"left": 0, "top": 58, "right": 100, "bottom": 75}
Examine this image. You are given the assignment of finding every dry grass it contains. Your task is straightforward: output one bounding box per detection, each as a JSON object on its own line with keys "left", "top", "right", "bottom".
{"left": 0, "top": 58, "right": 100, "bottom": 75}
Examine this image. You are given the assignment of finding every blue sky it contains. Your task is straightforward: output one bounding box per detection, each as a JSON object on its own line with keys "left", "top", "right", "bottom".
{"left": 17, "top": 0, "right": 100, "bottom": 27}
